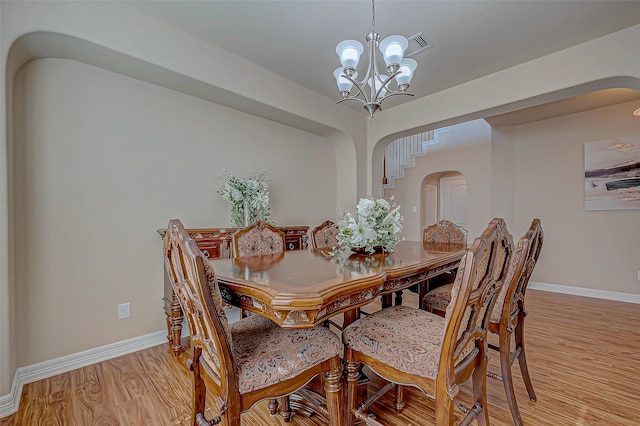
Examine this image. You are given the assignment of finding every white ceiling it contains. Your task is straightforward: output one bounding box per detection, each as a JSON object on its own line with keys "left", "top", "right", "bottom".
{"left": 125, "top": 0, "right": 640, "bottom": 122}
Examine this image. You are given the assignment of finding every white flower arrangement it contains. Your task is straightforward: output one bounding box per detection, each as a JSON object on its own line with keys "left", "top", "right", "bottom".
{"left": 335, "top": 197, "right": 403, "bottom": 254}
{"left": 218, "top": 171, "right": 271, "bottom": 227}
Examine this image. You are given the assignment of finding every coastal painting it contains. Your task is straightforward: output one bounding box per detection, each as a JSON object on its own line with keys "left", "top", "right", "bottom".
{"left": 584, "top": 135, "right": 640, "bottom": 210}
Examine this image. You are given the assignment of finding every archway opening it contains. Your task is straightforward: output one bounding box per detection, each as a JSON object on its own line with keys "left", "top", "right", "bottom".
{"left": 421, "top": 171, "right": 467, "bottom": 232}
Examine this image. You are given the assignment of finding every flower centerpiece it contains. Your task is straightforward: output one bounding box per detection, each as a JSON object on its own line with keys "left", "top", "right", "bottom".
{"left": 335, "top": 197, "right": 403, "bottom": 254}
{"left": 218, "top": 171, "right": 272, "bottom": 227}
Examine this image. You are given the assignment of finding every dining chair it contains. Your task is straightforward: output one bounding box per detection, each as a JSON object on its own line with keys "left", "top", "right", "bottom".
{"left": 164, "top": 219, "right": 344, "bottom": 426}
{"left": 231, "top": 220, "right": 285, "bottom": 258}
{"left": 422, "top": 219, "right": 468, "bottom": 244}
{"left": 413, "top": 220, "right": 468, "bottom": 309}
{"left": 342, "top": 218, "right": 513, "bottom": 426}
{"left": 423, "top": 219, "right": 543, "bottom": 426}
{"left": 310, "top": 220, "right": 339, "bottom": 249}
{"left": 230, "top": 220, "right": 291, "bottom": 417}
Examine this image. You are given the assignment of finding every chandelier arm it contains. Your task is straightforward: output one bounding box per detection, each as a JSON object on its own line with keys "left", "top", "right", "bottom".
{"left": 336, "top": 97, "right": 368, "bottom": 106}
{"left": 342, "top": 75, "right": 371, "bottom": 102}
{"left": 373, "top": 72, "right": 397, "bottom": 101}
{"left": 358, "top": 66, "right": 372, "bottom": 94}
{"left": 373, "top": 69, "right": 404, "bottom": 98}
{"left": 376, "top": 92, "right": 414, "bottom": 105}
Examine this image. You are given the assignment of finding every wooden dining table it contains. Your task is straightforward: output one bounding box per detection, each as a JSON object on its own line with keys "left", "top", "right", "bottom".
{"left": 164, "top": 240, "right": 465, "bottom": 356}
{"left": 210, "top": 240, "right": 466, "bottom": 330}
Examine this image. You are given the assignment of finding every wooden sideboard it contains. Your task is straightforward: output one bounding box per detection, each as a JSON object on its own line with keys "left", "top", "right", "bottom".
{"left": 157, "top": 225, "right": 309, "bottom": 259}
{"left": 158, "top": 225, "right": 309, "bottom": 354}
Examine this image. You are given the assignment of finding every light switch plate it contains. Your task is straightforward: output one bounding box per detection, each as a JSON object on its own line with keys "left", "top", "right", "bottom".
{"left": 118, "top": 303, "right": 131, "bottom": 319}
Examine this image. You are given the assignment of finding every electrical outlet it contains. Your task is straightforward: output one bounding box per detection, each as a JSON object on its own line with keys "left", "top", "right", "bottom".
{"left": 118, "top": 303, "right": 131, "bottom": 319}
{"left": 637, "top": 271, "right": 640, "bottom": 281}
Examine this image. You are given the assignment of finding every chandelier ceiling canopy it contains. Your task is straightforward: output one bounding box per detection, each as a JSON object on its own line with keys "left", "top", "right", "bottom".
{"left": 334, "top": 0, "right": 418, "bottom": 120}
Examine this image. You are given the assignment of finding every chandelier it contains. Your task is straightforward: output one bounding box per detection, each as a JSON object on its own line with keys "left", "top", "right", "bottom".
{"left": 334, "top": 0, "right": 417, "bottom": 120}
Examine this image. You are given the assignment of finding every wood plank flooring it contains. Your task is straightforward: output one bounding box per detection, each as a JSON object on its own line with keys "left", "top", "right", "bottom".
{"left": 2, "top": 289, "right": 639, "bottom": 425}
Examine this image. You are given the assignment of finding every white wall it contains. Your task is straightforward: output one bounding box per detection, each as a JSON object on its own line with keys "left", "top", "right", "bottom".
{"left": 509, "top": 100, "right": 640, "bottom": 294}
{"left": 12, "top": 58, "right": 337, "bottom": 366}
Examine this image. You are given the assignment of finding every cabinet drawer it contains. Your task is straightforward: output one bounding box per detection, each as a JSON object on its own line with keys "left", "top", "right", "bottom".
{"left": 196, "top": 241, "right": 223, "bottom": 259}
{"left": 285, "top": 238, "right": 301, "bottom": 251}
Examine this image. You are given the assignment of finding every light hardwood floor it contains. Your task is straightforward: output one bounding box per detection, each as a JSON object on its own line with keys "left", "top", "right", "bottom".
{"left": 2, "top": 289, "right": 639, "bottom": 425}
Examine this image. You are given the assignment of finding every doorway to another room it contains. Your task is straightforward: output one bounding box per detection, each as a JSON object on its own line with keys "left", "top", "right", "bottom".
{"left": 422, "top": 171, "right": 467, "bottom": 231}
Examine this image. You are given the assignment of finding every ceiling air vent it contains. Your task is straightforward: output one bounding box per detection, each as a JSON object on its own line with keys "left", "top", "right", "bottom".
{"left": 405, "top": 32, "right": 432, "bottom": 58}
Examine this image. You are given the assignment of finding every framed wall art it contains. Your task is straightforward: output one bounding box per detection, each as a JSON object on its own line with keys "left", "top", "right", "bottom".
{"left": 584, "top": 135, "right": 640, "bottom": 210}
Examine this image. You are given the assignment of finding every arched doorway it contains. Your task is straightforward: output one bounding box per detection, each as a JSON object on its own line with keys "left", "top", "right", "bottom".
{"left": 422, "top": 171, "right": 467, "bottom": 231}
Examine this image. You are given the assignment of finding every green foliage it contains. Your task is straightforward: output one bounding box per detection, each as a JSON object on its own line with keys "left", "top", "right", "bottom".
{"left": 218, "top": 171, "right": 272, "bottom": 227}
{"left": 335, "top": 197, "right": 403, "bottom": 254}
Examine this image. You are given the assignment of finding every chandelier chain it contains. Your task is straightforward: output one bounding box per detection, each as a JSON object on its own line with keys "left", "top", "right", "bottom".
{"left": 371, "top": 0, "right": 376, "bottom": 33}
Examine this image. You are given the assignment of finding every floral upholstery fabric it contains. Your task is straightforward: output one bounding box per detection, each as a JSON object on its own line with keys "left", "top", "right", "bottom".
{"left": 443, "top": 255, "right": 477, "bottom": 358}
{"left": 423, "top": 283, "right": 454, "bottom": 313}
{"left": 230, "top": 314, "right": 341, "bottom": 394}
{"left": 203, "top": 260, "right": 233, "bottom": 347}
{"left": 423, "top": 220, "right": 467, "bottom": 244}
{"left": 236, "top": 226, "right": 284, "bottom": 257}
{"left": 425, "top": 237, "right": 526, "bottom": 326}
{"left": 490, "top": 237, "right": 524, "bottom": 324}
{"left": 342, "top": 306, "right": 447, "bottom": 379}
{"left": 313, "top": 225, "right": 339, "bottom": 249}
{"left": 444, "top": 254, "right": 468, "bottom": 323}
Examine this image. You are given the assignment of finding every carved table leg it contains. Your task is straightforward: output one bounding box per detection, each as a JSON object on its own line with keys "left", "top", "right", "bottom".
{"left": 169, "top": 292, "right": 183, "bottom": 356}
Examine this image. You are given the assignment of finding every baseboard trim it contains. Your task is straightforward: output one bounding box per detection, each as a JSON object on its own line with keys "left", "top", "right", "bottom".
{"left": 529, "top": 281, "right": 640, "bottom": 304}
{"left": 0, "top": 330, "right": 168, "bottom": 418}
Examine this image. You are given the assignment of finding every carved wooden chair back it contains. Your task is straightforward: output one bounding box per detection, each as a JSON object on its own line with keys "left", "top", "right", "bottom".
{"left": 310, "top": 220, "right": 339, "bottom": 249}
{"left": 488, "top": 218, "right": 543, "bottom": 425}
{"left": 232, "top": 221, "right": 285, "bottom": 258}
{"left": 493, "top": 219, "right": 543, "bottom": 329}
{"left": 164, "top": 219, "right": 239, "bottom": 424}
{"left": 343, "top": 218, "right": 513, "bottom": 426}
{"left": 423, "top": 219, "right": 468, "bottom": 244}
{"left": 440, "top": 218, "right": 513, "bottom": 408}
{"left": 416, "top": 220, "right": 468, "bottom": 309}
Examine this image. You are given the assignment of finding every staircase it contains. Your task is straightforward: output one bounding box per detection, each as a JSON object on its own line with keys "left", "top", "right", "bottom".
{"left": 382, "top": 127, "right": 451, "bottom": 189}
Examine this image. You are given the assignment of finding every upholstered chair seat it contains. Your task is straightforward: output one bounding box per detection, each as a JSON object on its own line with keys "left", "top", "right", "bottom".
{"left": 421, "top": 283, "right": 454, "bottom": 316}
{"left": 343, "top": 305, "right": 473, "bottom": 379}
{"left": 230, "top": 314, "right": 341, "bottom": 393}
